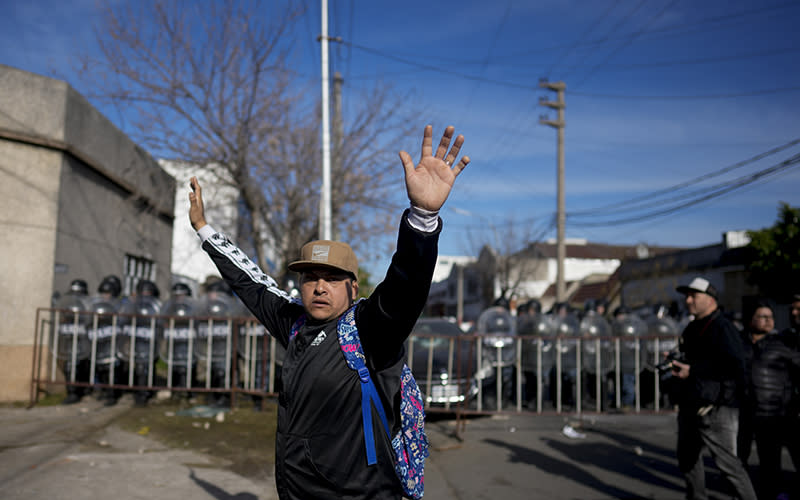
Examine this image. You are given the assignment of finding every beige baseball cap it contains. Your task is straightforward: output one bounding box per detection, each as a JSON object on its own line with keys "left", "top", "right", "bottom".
{"left": 288, "top": 240, "right": 359, "bottom": 280}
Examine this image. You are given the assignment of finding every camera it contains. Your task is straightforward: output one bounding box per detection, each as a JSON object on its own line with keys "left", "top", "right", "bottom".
{"left": 656, "top": 350, "right": 686, "bottom": 373}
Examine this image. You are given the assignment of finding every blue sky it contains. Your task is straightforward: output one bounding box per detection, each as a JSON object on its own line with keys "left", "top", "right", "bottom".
{"left": 3, "top": 0, "right": 800, "bottom": 273}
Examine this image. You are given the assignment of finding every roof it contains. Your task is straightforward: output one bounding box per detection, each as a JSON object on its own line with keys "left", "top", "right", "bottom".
{"left": 617, "top": 241, "right": 752, "bottom": 280}
{"left": 518, "top": 240, "right": 682, "bottom": 261}
{"left": 570, "top": 279, "right": 615, "bottom": 305}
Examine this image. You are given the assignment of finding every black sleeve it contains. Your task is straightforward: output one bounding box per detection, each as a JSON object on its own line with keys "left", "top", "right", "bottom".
{"left": 201, "top": 231, "right": 302, "bottom": 347}
{"left": 357, "top": 210, "right": 440, "bottom": 370}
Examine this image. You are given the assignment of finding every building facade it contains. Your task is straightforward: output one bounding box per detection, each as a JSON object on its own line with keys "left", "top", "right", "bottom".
{"left": 0, "top": 66, "right": 175, "bottom": 401}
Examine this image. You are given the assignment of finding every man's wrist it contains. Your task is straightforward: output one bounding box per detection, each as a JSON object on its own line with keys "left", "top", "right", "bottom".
{"left": 197, "top": 224, "right": 216, "bottom": 243}
{"left": 407, "top": 205, "right": 439, "bottom": 232}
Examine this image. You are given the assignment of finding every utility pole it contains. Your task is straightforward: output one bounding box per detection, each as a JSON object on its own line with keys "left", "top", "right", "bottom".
{"left": 456, "top": 264, "right": 464, "bottom": 326}
{"left": 539, "top": 79, "right": 567, "bottom": 302}
{"left": 319, "top": 0, "right": 332, "bottom": 240}
{"left": 332, "top": 71, "right": 344, "bottom": 240}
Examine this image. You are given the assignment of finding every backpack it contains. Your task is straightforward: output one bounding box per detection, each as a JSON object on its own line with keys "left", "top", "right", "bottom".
{"left": 290, "top": 303, "right": 429, "bottom": 499}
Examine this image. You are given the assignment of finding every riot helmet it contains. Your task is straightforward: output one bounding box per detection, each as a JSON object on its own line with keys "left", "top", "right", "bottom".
{"left": 612, "top": 305, "right": 631, "bottom": 319}
{"left": 493, "top": 296, "right": 510, "bottom": 310}
{"left": 526, "top": 299, "right": 542, "bottom": 315}
{"left": 171, "top": 282, "right": 192, "bottom": 298}
{"left": 68, "top": 279, "right": 89, "bottom": 296}
{"left": 136, "top": 279, "right": 161, "bottom": 298}
{"left": 205, "top": 278, "right": 232, "bottom": 297}
{"left": 98, "top": 275, "right": 122, "bottom": 298}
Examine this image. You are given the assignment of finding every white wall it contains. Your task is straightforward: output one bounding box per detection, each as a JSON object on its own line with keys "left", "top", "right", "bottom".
{"left": 160, "top": 161, "right": 239, "bottom": 288}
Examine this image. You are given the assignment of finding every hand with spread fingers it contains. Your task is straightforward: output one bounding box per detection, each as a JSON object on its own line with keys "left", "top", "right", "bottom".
{"left": 399, "top": 125, "right": 470, "bottom": 212}
{"left": 188, "top": 176, "right": 207, "bottom": 231}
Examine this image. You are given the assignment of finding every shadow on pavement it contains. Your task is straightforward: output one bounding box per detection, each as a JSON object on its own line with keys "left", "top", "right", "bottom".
{"left": 541, "top": 437, "right": 684, "bottom": 494}
{"left": 484, "top": 438, "right": 649, "bottom": 499}
{"left": 588, "top": 427, "right": 738, "bottom": 498}
{"left": 189, "top": 468, "right": 260, "bottom": 500}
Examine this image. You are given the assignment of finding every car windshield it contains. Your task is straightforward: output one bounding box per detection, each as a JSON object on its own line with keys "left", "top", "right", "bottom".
{"left": 411, "top": 319, "right": 462, "bottom": 348}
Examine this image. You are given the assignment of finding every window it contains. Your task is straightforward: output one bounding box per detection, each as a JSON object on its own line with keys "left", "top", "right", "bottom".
{"left": 124, "top": 254, "right": 157, "bottom": 296}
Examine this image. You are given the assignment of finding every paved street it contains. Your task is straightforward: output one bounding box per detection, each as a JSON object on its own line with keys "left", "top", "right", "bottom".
{"left": 0, "top": 399, "right": 787, "bottom": 500}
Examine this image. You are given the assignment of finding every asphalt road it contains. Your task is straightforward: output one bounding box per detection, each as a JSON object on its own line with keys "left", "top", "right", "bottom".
{"left": 1, "top": 398, "right": 790, "bottom": 500}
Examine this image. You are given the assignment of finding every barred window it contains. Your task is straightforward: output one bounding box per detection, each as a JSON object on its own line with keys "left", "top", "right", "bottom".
{"left": 124, "top": 254, "right": 157, "bottom": 296}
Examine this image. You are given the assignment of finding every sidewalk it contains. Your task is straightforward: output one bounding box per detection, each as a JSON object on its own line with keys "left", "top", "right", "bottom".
{"left": 1, "top": 399, "right": 746, "bottom": 500}
{"left": 0, "top": 398, "right": 276, "bottom": 500}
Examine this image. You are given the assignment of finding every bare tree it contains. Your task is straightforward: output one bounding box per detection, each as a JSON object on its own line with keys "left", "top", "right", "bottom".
{"left": 73, "top": 0, "right": 414, "bottom": 285}
{"left": 467, "top": 215, "right": 551, "bottom": 305}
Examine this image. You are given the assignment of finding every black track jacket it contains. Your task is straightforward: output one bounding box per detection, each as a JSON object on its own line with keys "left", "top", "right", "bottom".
{"left": 200, "top": 210, "right": 439, "bottom": 499}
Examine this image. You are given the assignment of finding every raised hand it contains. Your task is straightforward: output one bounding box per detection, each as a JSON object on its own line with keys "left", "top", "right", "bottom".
{"left": 188, "top": 176, "right": 207, "bottom": 231}
{"left": 399, "top": 125, "right": 470, "bottom": 212}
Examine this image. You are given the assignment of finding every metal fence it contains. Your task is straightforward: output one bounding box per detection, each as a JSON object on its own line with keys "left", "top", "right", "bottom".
{"left": 31, "top": 307, "right": 680, "bottom": 416}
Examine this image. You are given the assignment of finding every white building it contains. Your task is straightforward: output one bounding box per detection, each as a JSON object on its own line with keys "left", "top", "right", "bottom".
{"left": 159, "top": 161, "right": 240, "bottom": 294}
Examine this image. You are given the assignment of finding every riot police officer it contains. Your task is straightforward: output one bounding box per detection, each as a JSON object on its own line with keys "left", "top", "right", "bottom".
{"left": 580, "top": 299, "right": 613, "bottom": 410}
{"left": 118, "top": 279, "right": 162, "bottom": 406}
{"left": 643, "top": 304, "right": 681, "bottom": 408}
{"left": 160, "top": 282, "right": 199, "bottom": 400}
{"left": 87, "top": 275, "right": 123, "bottom": 405}
{"left": 55, "top": 279, "right": 91, "bottom": 404}
{"left": 196, "top": 279, "right": 238, "bottom": 408}
{"left": 473, "top": 303, "right": 517, "bottom": 411}
{"left": 549, "top": 302, "right": 580, "bottom": 408}
{"left": 518, "top": 299, "right": 546, "bottom": 409}
{"left": 610, "top": 305, "right": 648, "bottom": 408}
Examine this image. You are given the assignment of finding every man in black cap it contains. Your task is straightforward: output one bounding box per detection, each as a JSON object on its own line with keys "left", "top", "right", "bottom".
{"left": 671, "top": 277, "right": 756, "bottom": 500}
{"left": 189, "top": 125, "right": 469, "bottom": 500}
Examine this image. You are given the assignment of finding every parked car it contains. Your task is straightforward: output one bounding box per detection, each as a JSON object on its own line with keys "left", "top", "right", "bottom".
{"left": 406, "top": 317, "right": 474, "bottom": 408}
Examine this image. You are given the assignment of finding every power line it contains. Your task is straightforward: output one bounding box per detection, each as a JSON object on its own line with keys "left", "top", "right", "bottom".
{"left": 569, "top": 137, "right": 800, "bottom": 215}
{"left": 545, "top": 0, "right": 622, "bottom": 78}
{"left": 570, "top": 86, "right": 800, "bottom": 100}
{"left": 503, "top": 1, "right": 799, "bottom": 62}
{"left": 571, "top": 0, "right": 680, "bottom": 89}
{"left": 567, "top": 152, "right": 800, "bottom": 227}
{"left": 589, "top": 46, "right": 800, "bottom": 70}
{"left": 463, "top": 0, "right": 512, "bottom": 118}
{"left": 561, "top": 0, "right": 648, "bottom": 83}
{"left": 341, "top": 40, "right": 800, "bottom": 101}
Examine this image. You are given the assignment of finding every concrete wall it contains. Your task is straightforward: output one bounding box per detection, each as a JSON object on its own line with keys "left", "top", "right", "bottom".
{"left": 0, "top": 65, "right": 175, "bottom": 401}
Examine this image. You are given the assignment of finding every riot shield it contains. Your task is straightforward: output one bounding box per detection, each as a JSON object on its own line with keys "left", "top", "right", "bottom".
{"left": 237, "top": 317, "right": 285, "bottom": 393}
{"left": 642, "top": 311, "right": 680, "bottom": 407}
{"left": 159, "top": 297, "right": 198, "bottom": 390}
{"left": 52, "top": 294, "right": 91, "bottom": 363}
{"left": 195, "top": 296, "right": 235, "bottom": 366}
{"left": 159, "top": 297, "right": 198, "bottom": 368}
{"left": 611, "top": 312, "right": 648, "bottom": 407}
{"left": 86, "top": 298, "right": 120, "bottom": 367}
{"left": 472, "top": 306, "right": 517, "bottom": 410}
{"left": 519, "top": 313, "right": 556, "bottom": 410}
{"left": 580, "top": 311, "right": 613, "bottom": 375}
{"left": 117, "top": 297, "right": 162, "bottom": 365}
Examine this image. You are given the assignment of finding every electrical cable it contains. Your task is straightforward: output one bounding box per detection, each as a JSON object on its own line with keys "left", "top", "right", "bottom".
{"left": 561, "top": 0, "right": 647, "bottom": 83}
{"left": 342, "top": 39, "right": 800, "bottom": 101}
{"left": 572, "top": 0, "right": 680, "bottom": 89}
{"left": 544, "top": 0, "right": 622, "bottom": 79}
{"left": 567, "top": 152, "right": 800, "bottom": 226}
{"left": 569, "top": 137, "right": 800, "bottom": 215}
